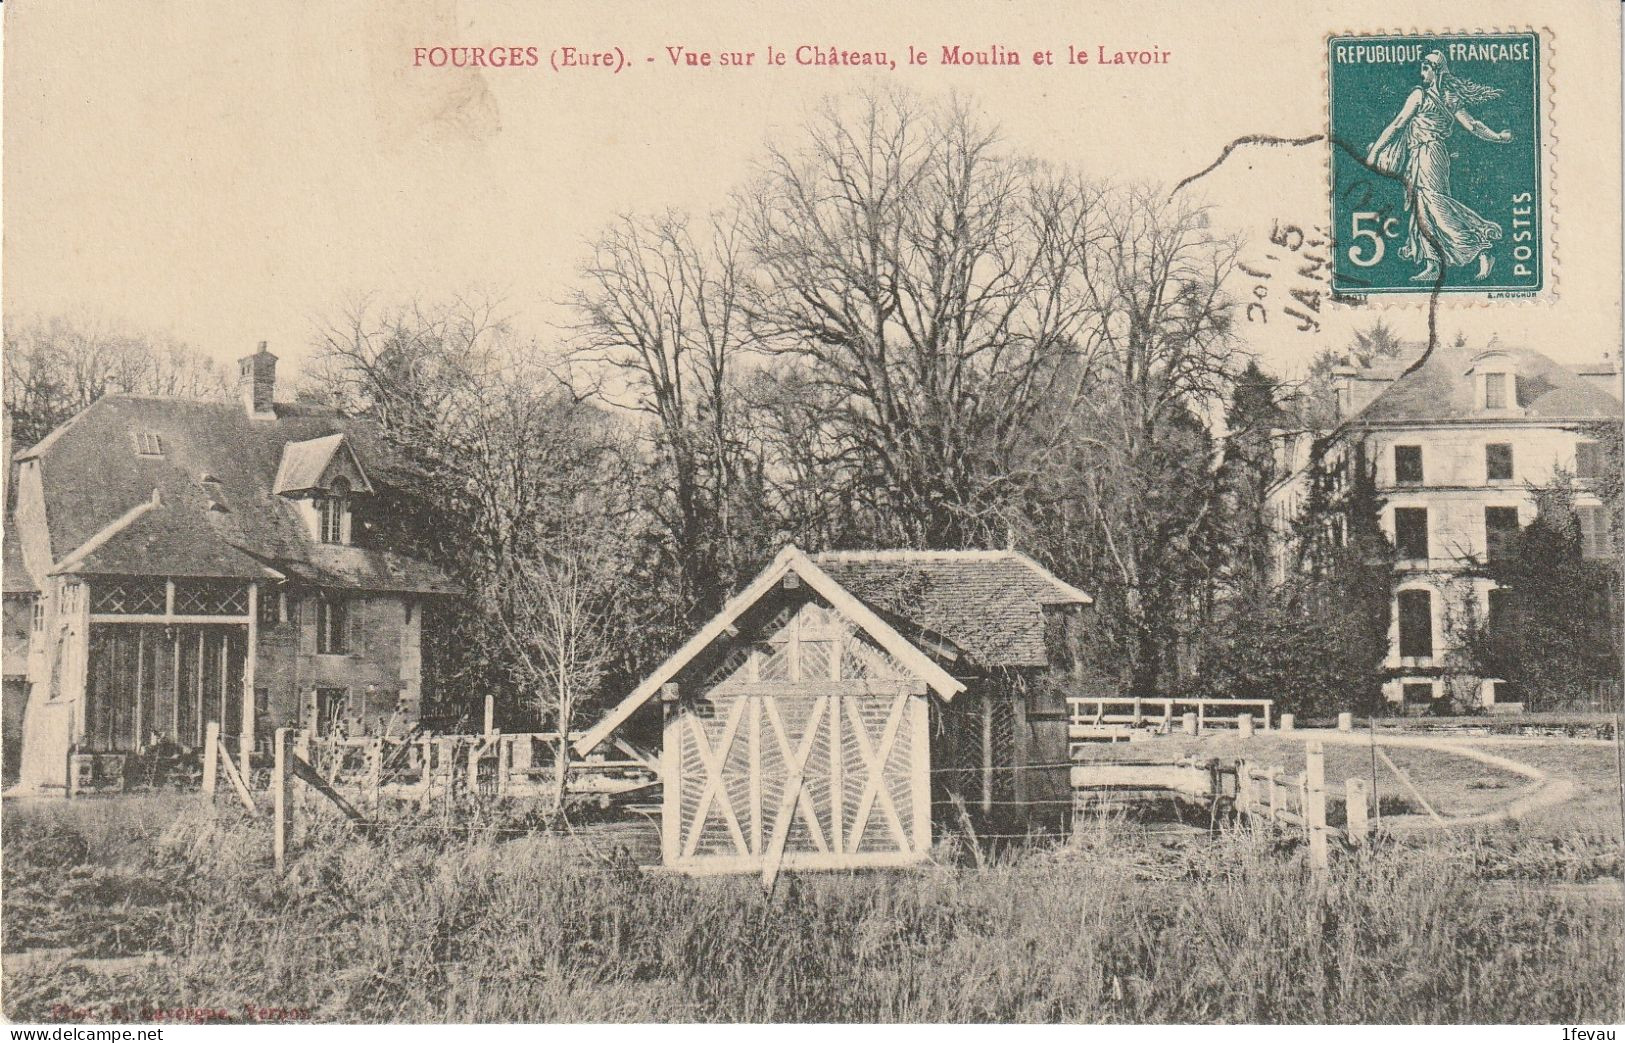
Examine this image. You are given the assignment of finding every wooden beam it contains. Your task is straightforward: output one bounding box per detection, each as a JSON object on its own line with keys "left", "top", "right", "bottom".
{"left": 981, "top": 694, "right": 993, "bottom": 813}
{"left": 661, "top": 700, "right": 681, "bottom": 864}
{"left": 217, "top": 738, "right": 258, "bottom": 814}
{"left": 289, "top": 756, "right": 367, "bottom": 824}
{"left": 911, "top": 696, "right": 931, "bottom": 855}
{"left": 202, "top": 720, "right": 219, "bottom": 796}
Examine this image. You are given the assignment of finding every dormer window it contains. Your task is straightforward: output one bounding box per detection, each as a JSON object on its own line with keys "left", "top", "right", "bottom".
{"left": 133, "top": 432, "right": 165, "bottom": 457}
{"left": 319, "top": 477, "right": 350, "bottom": 544}
{"left": 1484, "top": 372, "right": 1509, "bottom": 409}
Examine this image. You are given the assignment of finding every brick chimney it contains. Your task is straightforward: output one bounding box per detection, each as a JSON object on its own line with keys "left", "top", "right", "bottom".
{"left": 239, "top": 341, "right": 277, "bottom": 418}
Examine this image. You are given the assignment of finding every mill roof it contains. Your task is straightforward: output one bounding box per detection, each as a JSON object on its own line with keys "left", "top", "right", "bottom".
{"left": 813, "top": 549, "right": 1092, "bottom": 670}
{"left": 15, "top": 395, "right": 456, "bottom": 595}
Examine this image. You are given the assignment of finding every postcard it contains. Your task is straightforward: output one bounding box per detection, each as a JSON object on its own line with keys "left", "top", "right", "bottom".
{"left": 2, "top": 0, "right": 1621, "bottom": 1031}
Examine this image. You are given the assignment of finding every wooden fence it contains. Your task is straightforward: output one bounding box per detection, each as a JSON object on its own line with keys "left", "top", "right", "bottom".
{"left": 1067, "top": 696, "right": 1274, "bottom": 738}
{"left": 199, "top": 721, "right": 658, "bottom": 871}
{"left": 1230, "top": 741, "right": 1372, "bottom": 872}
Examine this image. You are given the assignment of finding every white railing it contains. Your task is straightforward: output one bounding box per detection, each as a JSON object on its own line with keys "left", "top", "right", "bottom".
{"left": 1067, "top": 696, "right": 1274, "bottom": 733}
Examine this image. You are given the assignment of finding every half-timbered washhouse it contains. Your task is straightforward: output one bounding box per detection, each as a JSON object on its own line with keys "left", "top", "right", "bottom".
{"left": 6, "top": 343, "right": 459, "bottom": 793}
{"left": 574, "top": 546, "right": 1092, "bottom": 875}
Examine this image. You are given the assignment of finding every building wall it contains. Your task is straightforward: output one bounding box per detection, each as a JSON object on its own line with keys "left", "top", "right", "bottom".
{"left": 1265, "top": 418, "right": 1616, "bottom": 710}
{"left": 254, "top": 590, "right": 422, "bottom": 742}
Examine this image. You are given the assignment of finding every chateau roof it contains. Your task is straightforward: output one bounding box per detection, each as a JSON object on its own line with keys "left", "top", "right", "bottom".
{"left": 1349, "top": 345, "right": 1621, "bottom": 426}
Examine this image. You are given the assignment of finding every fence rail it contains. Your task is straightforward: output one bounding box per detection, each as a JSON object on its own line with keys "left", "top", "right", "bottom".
{"left": 1067, "top": 696, "right": 1273, "bottom": 734}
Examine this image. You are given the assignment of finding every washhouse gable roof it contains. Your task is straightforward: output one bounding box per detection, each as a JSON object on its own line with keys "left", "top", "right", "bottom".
{"left": 573, "top": 546, "right": 969, "bottom": 756}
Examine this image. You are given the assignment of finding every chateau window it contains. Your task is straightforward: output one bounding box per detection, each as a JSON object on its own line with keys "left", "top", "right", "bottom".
{"left": 1397, "top": 590, "right": 1433, "bottom": 658}
{"left": 316, "top": 596, "right": 349, "bottom": 654}
{"left": 1394, "top": 445, "right": 1424, "bottom": 485}
{"left": 1484, "top": 507, "right": 1521, "bottom": 562}
{"left": 318, "top": 478, "right": 350, "bottom": 545}
{"left": 1401, "top": 681, "right": 1435, "bottom": 705}
{"left": 31, "top": 600, "right": 43, "bottom": 633}
{"left": 1487, "top": 588, "right": 1516, "bottom": 643}
{"left": 1578, "top": 506, "right": 1613, "bottom": 559}
{"left": 1484, "top": 373, "right": 1509, "bottom": 409}
{"left": 1575, "top": 441, "right": 1602, "bottom": 481}
{"left": 1393, "top": 507, "right": 1429, "bottom": 560}
{"left": 1485, "top": 443, "right": 1514, "bottom": 482}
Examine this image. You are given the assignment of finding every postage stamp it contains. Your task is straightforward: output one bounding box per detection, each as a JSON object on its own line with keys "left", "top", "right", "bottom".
{"left": 1328, "top": 32, "right": 1544, "bottom": 297}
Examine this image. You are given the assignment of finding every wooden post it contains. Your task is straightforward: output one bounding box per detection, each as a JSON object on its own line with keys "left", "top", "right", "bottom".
{"left": 418, "top": 735, "right": 435, "bottom": 808}
{"left": 201, "top": 720, "right": 220, "bottom": 797}
{"left": 483, "top": 693, "right": 495, "bottom": 738}
{"left": 1344, "top": 777, "right": 1370, "bottom": 845}
{"left": 1196, "top": 702, "right": 1205, "bottom": 733}
{"left": 1280, "top": 713, "right": 1295, "bottom": 732}
{"left": 911, "top": 695, "right": 932, "bottom": 856}
{"left": 366, "top": 741, "right": 382, "bottom": 810}
{"left": 496, "top": 736, "right": 511, "bottom": 799}
{"left": 293, "top": 729, "right": 311, "bottom": 823}
{"left": 1306, "top": 741, "right": 1328, "bottom": 873}
{"left": 467, "top": 740, "right": 482, "bottom": 798}
{"left": 1337, "top": 711, "right": 1354, "bottom": 732}
{"left": 1238, "top": 715, "right": 1254, "bottom": 739}
{"left": 240, "top": 733, "right": 253, "bottom": 793}
{"left": 1182, "top": 712, "right": 1198, "bottom": 736}
{"left": 243, "top": 583, "right": 258, "bottom": 780}
{"left": 273, "top": 727, "right": 294, "bottom": 872}
{"left": 660, "top": 683, "right": 681, "bottom": 865}
{"left": 1235, "top": 759, "right": 1252, "bottom": 817}
{"left": 1268, "top": 767, "right": 1283, "bottom": 823}
{"left": 1132, "top": 697, "right": 1143, "bottom": 726}
{"left": 981, "top": 693, "right": 993, "bottom": 814}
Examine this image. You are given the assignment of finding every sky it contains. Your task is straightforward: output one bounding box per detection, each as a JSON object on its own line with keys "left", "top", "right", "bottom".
{"left": 4, "top": 0, "right": 1620, "bottom": 389}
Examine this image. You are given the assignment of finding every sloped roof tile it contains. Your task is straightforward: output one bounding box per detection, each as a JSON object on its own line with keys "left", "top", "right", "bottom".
{"left": 20, "top": 395, "right": 454, "bottom": 595}
{"left": 1350, "top": 346, "right": 1621, "bottom": 425}
{"left": 812, "top": 550, "right": 1090, "bottom": 669}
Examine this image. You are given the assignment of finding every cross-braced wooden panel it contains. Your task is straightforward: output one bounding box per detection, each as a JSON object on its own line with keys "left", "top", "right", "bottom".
{"left": 91, "top": 580, "right": 165, "bottom": 615}
{"left": 173, "top": 581, "right": 249, "bottom": 616}
{"left": 671, "top": 690, "right": 926, "bottom": 871}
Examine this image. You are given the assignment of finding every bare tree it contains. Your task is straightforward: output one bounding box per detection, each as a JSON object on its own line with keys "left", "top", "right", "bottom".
{"left": 485, "top": 523, "right": 631, "bottom": 812}
{"left": 1027, "top": 189, "right": 1240, "bottom": 693}
{"left": 739, "top": 87, "right": 1099, "bottom": 548}
{"left": 567, "top": 210, "right": 759, "bottom": 617}
{"left": 305, "top": 294, "right": 643, "bottom": 724}
{"left": 3, "top": 313, "right": 232, "bottom": 449}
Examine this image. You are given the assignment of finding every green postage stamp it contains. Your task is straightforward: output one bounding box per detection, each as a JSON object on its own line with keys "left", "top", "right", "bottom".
{"left": 1329, "top": 32, "right": 1543, "bottom": 296}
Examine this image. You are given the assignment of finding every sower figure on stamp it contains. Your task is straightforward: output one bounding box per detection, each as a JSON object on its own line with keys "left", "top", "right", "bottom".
{"left": 1366, "top": 50, "right": 1514, "bottom": 282}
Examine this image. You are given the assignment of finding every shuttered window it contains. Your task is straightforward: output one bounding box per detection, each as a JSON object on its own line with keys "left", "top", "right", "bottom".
{"left": 1397, "top": 589, "right": 1433, "bottom": 659}
{"left": 1393, "top": 507, "right": 1429, "bottom": 560}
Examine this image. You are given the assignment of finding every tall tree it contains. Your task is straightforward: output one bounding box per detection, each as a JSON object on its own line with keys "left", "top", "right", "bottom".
{"left": 739, "top": 87, "right": 1098, "bottom": 548}
{"left": 567, "top": 211, "right": 765, "bottom": 624}
{"left": 305, "top": 295, "right": 645, "bottom": 726}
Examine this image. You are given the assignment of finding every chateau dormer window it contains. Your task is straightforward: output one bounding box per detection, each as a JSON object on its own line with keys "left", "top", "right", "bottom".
{"left": 319, "top": 477, "right": 350, "bottom": 544}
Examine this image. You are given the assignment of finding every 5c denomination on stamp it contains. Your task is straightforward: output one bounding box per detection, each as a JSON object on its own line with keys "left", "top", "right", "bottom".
{"left": 1329, "top": 32, "right": 1544, "bottom": 296}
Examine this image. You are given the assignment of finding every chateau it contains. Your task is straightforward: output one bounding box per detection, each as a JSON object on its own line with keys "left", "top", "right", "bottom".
{"left": 1265, "top": 342, "right": 1621, "bottom": 709}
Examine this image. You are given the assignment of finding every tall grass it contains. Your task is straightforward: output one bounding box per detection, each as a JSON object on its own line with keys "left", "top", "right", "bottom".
{"left": 3, "top": 799, "right": 1621, "bottom": 1023}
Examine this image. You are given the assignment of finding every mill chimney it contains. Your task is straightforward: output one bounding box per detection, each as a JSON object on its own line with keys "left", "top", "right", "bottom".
{"left": 239, "top": 341, "right": 278, "bottom": 418}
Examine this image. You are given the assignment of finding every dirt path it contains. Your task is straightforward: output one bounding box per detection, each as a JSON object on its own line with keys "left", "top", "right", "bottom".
{"left": 1291, "top": 730, "right": 1577, "bottom": 830}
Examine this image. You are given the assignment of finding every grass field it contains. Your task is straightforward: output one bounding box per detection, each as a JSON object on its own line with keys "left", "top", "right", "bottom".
{"left": 2, "top": 783, "right": 1622, "bottom": 1024}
